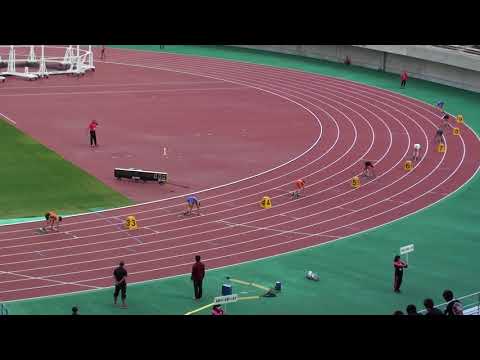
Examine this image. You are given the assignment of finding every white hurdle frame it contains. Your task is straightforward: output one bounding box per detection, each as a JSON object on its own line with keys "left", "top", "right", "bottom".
{"left": 0, "top": 45, "right": 95, "bottom": 81}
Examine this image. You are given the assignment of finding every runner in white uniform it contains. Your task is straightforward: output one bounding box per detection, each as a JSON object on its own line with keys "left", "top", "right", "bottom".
{"left": 413, "top": 143, "right": 421, "bottom": 162}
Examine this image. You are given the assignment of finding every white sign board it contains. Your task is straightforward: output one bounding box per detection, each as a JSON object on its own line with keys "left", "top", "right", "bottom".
{"left": 400, "top": 244, "right": 414, "bottom": 255}
{"left": 213, "top": 294, "right": 239, "bottom": 305}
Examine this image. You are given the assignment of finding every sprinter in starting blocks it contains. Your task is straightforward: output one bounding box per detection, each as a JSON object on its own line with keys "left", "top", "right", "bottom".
{"left": 434, "top": 127, "right": 444, "bottom": 145}
{"left": 184, "top": 195, "right": 201, "bottom": 216}
{"left": 291, "top": 179, "right": 305, "bottom": 199}
{"left": 362, "top": 161, "right": 376, "bottom": 178}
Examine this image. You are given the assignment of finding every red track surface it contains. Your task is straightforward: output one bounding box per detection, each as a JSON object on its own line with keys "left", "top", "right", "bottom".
{"left": 0, "top": 48, "right": 478, "bottom": 302}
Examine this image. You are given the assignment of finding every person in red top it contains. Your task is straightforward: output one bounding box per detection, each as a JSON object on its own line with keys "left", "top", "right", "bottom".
{"left": 212, "top": 304, "right": 224, "bottom": 315}
{"left": 191, "top": 255, "right": 206, "bottom": 300}
{"left": 400, "top": 71, "right": 408, "bottom": 88}
{"left": 292, "top": 179, "right": 305, "bottom": 199}
{"left": 87, "top": 120, "right": 99, "bottom": 147}
{"left": 393, "top": 255, "right": 408, "bottom": 293}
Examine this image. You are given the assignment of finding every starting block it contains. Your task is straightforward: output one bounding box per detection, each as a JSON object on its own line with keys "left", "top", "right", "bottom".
{"left": 291, "top": 191, "right": 300, "bottom": 199}
{"left": 351, "top": 176, "right": 360, "bottom": 189}
{"left": 453, "top": 127, "right": 460, "bottom": 136}
{"left": 125, "top": 215, "right": 138, "bottom": 230}
{"left": 456, "top": 115, "right": 464, "bottom": 124}
{"left": 404, "top": 160, "right": 413, "bottom": 171}
{"left": 260, "top": 196, "right": 272, "bottom": 209}
{"left": 437, "top": 143, "right": 446, "bottom": 153}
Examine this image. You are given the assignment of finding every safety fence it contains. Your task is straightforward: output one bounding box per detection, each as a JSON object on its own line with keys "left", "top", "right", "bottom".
{"left": 0, "top": 303, "right": 8, "bottom": 316}
{"left": 418, "top": 291, "right": 480, "bottom": 315}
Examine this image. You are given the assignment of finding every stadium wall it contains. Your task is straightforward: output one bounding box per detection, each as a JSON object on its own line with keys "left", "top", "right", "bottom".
{"left": 230, "top": 45, "right": 480, "bottom": 93}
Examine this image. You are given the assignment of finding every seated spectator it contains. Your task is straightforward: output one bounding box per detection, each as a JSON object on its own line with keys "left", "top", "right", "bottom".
{"left": 212, "top": 304, "right": 224, "bottom": 316}
{"left": 423, "top": 298, "right": 444, "bottom": 316}
{"left": 442, "top": 290, "right": 464, "bottom": 316}
{"left": 406, "top": 304, "right": 419, "bottom": 315}
{"left": 72, "top": 306, "right": 79, "bottom": 315}
{"left": 393, "top": 310, "right": 404, "bottom": 315}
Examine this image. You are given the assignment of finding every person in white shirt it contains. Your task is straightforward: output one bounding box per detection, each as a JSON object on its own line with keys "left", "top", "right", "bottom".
{"left": 412, "top": 143, "right": 421, "bottom": 162}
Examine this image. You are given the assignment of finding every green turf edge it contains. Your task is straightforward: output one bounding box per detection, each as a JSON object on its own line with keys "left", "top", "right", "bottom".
{"left": 4, "top": 45, "right": 480, "bottom": 315}
{"left": 0, "top": 119, "right": 132, "bottom": 219}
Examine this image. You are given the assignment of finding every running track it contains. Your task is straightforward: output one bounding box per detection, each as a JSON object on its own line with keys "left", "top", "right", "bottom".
{"left": 0, "top": 48, "right": 479, "bottom": 302}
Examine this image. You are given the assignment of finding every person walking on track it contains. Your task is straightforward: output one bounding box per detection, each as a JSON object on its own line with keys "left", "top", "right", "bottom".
{"left": 400, "top": 71, "right": 408, "bottom": 88}
{"left": 100, "top": 45, "right": 106, "bottom": 60}
{"left": 42, "top": 211, "right": 62, "bottom": 232}
{"left": 113, "top": 261, "right": 128, "bottom": 308}
{"left": 88, "top": 120, "right": 99, "bottom": 147}
{"left": 393, "top": 255, "right": 408, "bottom": 293}
{"left": 191, "top": 255, "right": 205, "bottom": 300}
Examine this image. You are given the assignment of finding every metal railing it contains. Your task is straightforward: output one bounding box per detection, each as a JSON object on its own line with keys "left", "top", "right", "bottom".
{"left": 418, "top": 291, "right": 480, "bottom": 315}
{"left": 0, "top": 303, "right": 8, "bottom": 316}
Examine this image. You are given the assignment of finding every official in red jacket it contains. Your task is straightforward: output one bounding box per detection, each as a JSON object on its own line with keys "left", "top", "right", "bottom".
{"left": 400, "top": 71, "right": 408, "bottom": 88}
{"left": 191, "top": 255, "right": 205, "bottom": 300}
{"left": 88, "top": 120, "right": 99, "bottom": 147}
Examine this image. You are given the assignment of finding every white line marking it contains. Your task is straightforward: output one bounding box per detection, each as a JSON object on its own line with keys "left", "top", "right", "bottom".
{"left": 0, "top": 111, "right": 17, "bottom": 125}
{"left": 0, "top": 86, "right": 249, "bottom": 98}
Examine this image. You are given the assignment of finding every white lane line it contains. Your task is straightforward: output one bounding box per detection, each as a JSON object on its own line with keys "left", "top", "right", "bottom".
{"left": 0, "top": 80, "right": 226, "bottom": 91}
{"left": 0, "top": 86, "right": 249, "bottom": 98}
{"left": 0, "top": 270, "right": 100, "bottom": 291}
{"left": 0, "top": 111, "right": 17, "bottom": 125}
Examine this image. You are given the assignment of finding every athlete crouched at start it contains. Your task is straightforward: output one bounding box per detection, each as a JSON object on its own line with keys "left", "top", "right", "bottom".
{"left": 292, "top": 179, "right": 305, "bottom": 199}
{"left": 363, "top": 161, "right": 376, "bottom": 178}
{"left": 184, "top": 195, "right": 201, "bottom": 216}
{"left": 42, "top": 211, "right": 63, "bottom": 232}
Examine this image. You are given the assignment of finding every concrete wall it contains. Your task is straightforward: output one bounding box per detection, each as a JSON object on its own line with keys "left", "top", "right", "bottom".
{"left": 231, "top": 45, "right": 480, "bottom": 92}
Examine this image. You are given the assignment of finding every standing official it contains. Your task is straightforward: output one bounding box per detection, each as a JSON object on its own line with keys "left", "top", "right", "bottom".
{"left": 191, "top": 255, "right": 205, "bottom": 300}
{"left": 400, "top": 71, "right": 408, "bottom": 88}
{"left": 393, "top": 255, "right": 408, "bottom": 293}
{"left": 113, "top": 261, "right": 128, "bottom": 308}
{"left": 88, "top": 120, "right": 99, "bottom": 147}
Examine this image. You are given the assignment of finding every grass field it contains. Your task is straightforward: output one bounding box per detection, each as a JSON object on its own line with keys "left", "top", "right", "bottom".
{"left": 3, "top": 45, "right": 479, "bottom": 315}
{"left": 0, "top": 120, "right": 131, "bottom": 219}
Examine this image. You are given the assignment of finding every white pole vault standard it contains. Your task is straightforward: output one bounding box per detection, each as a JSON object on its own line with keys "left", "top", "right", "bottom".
{"left": 7, "top": 45, "right": 15, "bottom": 73}
{"left": 400, "top": 244, "right": 414, "bottom": 269}
{"left": 38, "top": 45, "right": 48, "bottom": 77}
{"left": 63, "top": 45, "right": 73, "bottom": 65}
{"left": 88, "top": 45, "right": 94, "bottom": 69}
{"left": 28, "top": 45, "right": 36, "bottom": 63}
